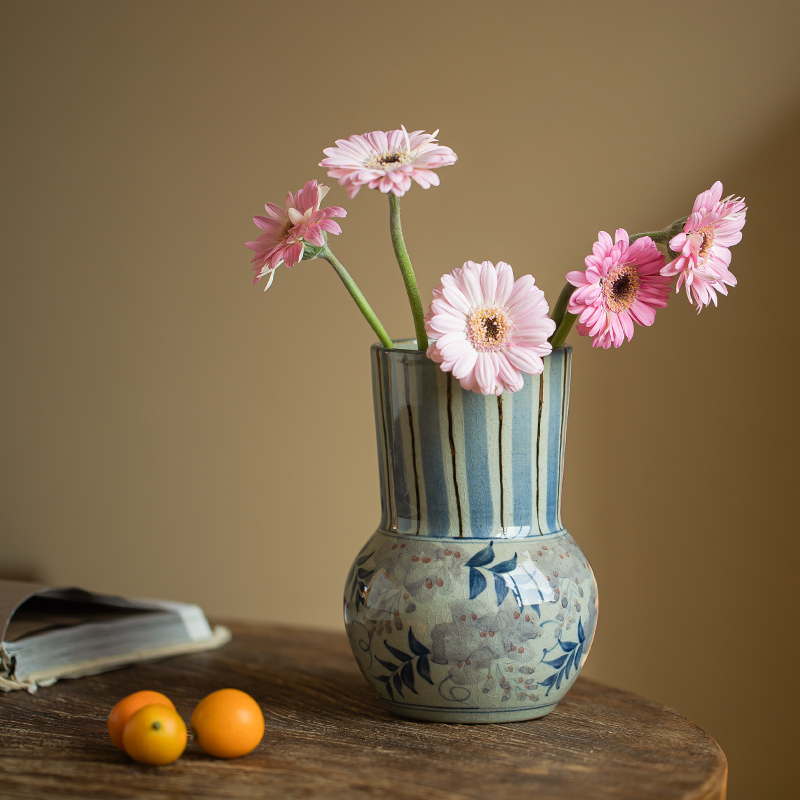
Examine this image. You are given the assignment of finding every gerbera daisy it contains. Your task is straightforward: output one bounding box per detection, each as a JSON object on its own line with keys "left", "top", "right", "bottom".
{"left": 662, "top": 181, "right": 746, "bottom": 311}
{"left": 320, "top": 127, "right": 457, "bottom": 199}
{"left": 567, "top": 229, "right": 671, "bottom": 349}
{"left": 246, "top": 180, "right": 346, "bottom": 289}
{"left": 425, "top": 261, "right": 555, "bottom": 395}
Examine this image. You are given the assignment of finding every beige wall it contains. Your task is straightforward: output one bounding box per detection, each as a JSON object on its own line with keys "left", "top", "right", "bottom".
{"left": 2, "top": 1, "right": 799, "bottom": 796}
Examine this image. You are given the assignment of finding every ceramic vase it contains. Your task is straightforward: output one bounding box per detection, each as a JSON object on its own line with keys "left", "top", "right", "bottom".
{"left": 344, "top": 341, "right": 598, "bottom": 723}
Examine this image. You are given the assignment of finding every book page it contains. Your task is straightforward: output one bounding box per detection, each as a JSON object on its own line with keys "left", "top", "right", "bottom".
{"left": 5, "top": 595, "right": 160, "bottom": 642}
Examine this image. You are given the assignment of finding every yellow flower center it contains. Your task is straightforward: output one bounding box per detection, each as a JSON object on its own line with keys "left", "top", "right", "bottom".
{"left": 698, "top": 225, "right": 715, "bottom": 260}
{"left": 600, "top": 264, "right": 640, "bottom": 313}
{"left": 368, "top": 150, "right": 410, "bottom": 171}
{"left": 467, "top": 306, "right": 511, "bottom": 351}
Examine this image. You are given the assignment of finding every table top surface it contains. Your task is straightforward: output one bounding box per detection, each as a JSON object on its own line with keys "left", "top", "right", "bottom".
{"left": 0, "top": 622, "right": 727, "bottom": 800}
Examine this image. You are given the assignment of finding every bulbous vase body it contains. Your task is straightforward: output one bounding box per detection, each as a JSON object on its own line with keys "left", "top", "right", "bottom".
{"left": 344, "top": 342, "right": 597, "bottom": 723}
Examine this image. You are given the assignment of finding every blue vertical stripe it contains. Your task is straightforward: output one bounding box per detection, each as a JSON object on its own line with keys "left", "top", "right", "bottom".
{"left": 511, "top": 373, "right": 534, "bottom": 531}
{"left": 387, "top": 353, "right": 412, "bottom": 530}
{"left": 391, "top": 357, "right": 417, "bottom": 532}
{"left": 556, "top": 349, "right": 572, "bottom": 531}
{"left": 545, "top": 350, "right": 564, "bottom": 531}
{"left": 462, "top": 390, "right": 493, "bottom": 537}
{"left": 370, "top": 346, "right": 390, "bottom": 531}
{"left": 379, "top": 350, "right": 399, "bottom": 530}
{"left": 416, "top": 353, "right": 450, "bottom": 537}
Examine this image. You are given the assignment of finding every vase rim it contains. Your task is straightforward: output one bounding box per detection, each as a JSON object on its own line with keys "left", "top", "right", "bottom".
{"left": 374, "top": 528, "right": 570, "bottom": 542}
{"left": 371, "top": 339, "right": 572, "bottom": 356}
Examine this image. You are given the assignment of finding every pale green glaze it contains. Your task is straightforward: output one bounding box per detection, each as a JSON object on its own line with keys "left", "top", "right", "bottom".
{"left": 343, "top": 346, "right": 598, "bottom": 723}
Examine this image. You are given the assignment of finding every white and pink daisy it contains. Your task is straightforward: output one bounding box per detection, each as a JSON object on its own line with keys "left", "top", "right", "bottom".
{"left": 320, "top": 127, "right": 457, "bottom": 199}
{"left": 662, "top": 181, "right": 746, "bottom": 311}
{"left": 246, "top": 180, "right": 346, "bottom": 289}
{"left": 425, "top": 261, "right": 556, "bottom": 396}
{"left": 567, "top": 229, "right": 671, "bottom": 349}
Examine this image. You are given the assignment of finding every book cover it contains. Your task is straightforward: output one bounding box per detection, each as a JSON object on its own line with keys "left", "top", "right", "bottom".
{"left": 0, "top": 580, "right": 231, "bottom": 692}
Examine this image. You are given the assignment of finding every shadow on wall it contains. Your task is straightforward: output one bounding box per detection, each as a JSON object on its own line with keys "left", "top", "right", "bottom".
{"left": 568, "top": 101, "right": 800, "bottom": 800}
{"left": 0, "top": 566, "right": 45, "bottom": 585}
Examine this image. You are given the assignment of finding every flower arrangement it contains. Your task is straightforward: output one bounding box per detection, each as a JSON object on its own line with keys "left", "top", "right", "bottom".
{"left": 245, "top": 126, "right": 749, "bottom": 723}
{"left": 246, "top": 127, "right": 746, "bottom": 395}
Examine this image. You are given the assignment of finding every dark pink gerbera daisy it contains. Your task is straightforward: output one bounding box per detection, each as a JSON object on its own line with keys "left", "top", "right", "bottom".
{"left": 567, "top": 229, "right": 671, "bottom": 349}
{"left": 662, "top": 181, "right": 747, "bottom": 311}
{"left": 246, "top": 180, "right": 346, "bottom": 289}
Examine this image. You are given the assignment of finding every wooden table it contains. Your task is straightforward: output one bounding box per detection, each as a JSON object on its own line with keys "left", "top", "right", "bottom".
{"left": 0, "top": 622, "right": 727, "bottom": 799}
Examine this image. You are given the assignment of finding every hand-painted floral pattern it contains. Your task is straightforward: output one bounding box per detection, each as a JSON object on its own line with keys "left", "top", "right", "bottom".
{"left": 344, "top": 531, "right": 597, "bottom": 722}
{"left": 540, "top": 617, "right": 586, "bottom": 696}
{"left": 374, "top": 628, "right": 434, "bottom": 701}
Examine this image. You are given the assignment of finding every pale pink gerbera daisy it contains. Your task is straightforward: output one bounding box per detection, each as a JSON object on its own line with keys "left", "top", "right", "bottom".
{"left": 246, "top": 180, "right": 346, "bottom": 289}
{"left": 567, "top": 229, "right": 671, "bottom": 349}
{"left": 319, "top": 127, "right": 457, "bottom": 199}
{"left": 662, "top": 181, "right": 746, "bottom": 311}
{"left": 425, "top": 261, "right": 556, "bottom": 396}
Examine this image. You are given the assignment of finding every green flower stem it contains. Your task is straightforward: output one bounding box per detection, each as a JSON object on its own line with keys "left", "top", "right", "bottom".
{"left": 389, "top": 194, "right": 428, "bottom": 351}
{"left": 548, "top": 282, "right": 578, "bottom": 349}
{"left": 319, "top": 245, "right": 393, "bottom": 349}
{"left": 629, "top": 216, "right": 688, "bottom": 245}
{"left": 549, "top": 281, "right": 576, "bottom": 332}
{"left": 549, "top": 312, "right": 577, "bottom": 350}
{"left": 549, "top": 282, "right": 578, "bottom": 350}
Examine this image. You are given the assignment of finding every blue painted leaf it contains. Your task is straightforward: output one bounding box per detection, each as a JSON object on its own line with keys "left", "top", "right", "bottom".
{"left": 376, "top": 658, "right": 397, "bottom": 672}
{"left": 565, "top": 650, "right": 576, "bottom": 679}
{"left": 408, "top": 627, "right": 431, "bottom": 656}
{"left": 493, "top": 573, "right": 509, "bottom": 606}
{"left": 489, "top": 554, "right": 517, "bottom": 574}
{"left": 465, "top": 542, "right": 494, "bottom": 568}
{"left": 384, "top": 642, "right": 413, "bottom": 662}
{"left": 375, "top": 674, "right": 391, "bottom": 683}
{"left": 385, "top": 680, "right": 394, "bottom": 701}
{"left": 416, "top": 655, "right": 433, "bottom": 685}
{"left": 574, "top": 643, "right": 583, "bottom": 667}
{"left": 556, "top": 668, "right": 564, "bottom": 691}
{"left": 468, "top": 568, "right": 488, "bottom": 600}
{"left": 544, "top": 654, "right": 568, "bottom": 669}
{"left": 356, "top": 552, "right": 374, "bottom": 566}
{"left": 578, "top": 617, "right": 585, "bottom": 643}
{"left": 392, "top": 671, "right": 404, "bottom": 696}
{"left": 529, "top": 605, "right": 540, "bottom": 617}
{"left": 560, "top": 640, "right": 578, "bottom": 652}
{"left": 400, "top": 661, "right": 417, "bottom": 694}
{"left": 540, "top": 673, "right": 558, "bottom": 687}
{"left": 357, "top": 568, "right": 375, "bottom": 580}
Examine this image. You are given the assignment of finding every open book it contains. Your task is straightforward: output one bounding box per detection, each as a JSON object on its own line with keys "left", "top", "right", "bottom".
{"left": 0, "top": 580, "right": 231, "bottom": 693}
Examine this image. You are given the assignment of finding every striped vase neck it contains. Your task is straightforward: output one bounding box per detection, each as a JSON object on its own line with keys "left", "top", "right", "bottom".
{"left": 371, "top": 342, "right": 571, "bottom": 540}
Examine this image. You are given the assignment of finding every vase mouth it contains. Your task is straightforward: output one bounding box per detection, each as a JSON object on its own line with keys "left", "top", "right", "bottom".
{"left": 372, "top": 338, "right": 424, "bottom": 354}
{"left": 371, "top": 339, "right": 572, "bottom": 356}
{"left": 374, "top": 527, "right": 570, "bottom": 542}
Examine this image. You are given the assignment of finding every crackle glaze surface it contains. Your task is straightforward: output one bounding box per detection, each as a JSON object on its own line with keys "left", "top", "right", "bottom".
{"left": 344, "top": 343, "right": 598, "bottom": 722}
{"left": 345, "top": 531, "right": 597, "bottom": 722}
